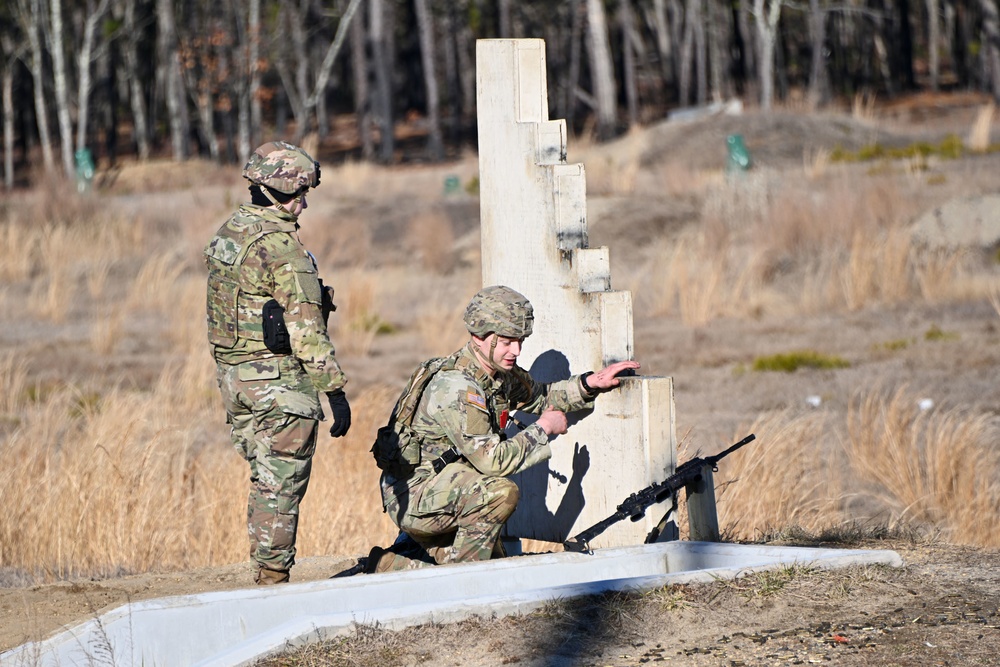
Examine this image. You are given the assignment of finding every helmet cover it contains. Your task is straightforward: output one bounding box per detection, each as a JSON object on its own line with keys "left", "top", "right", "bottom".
{"left": 243, "top": 141, "right": 320, "bottom": 194}
{"left": 463, "top": 285, "right": 534, "bottom": 339}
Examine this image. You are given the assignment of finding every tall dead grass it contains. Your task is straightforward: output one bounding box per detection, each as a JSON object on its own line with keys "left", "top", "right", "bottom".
{"left": 708, "top": 389, "right": 1000, "bottom": 547}
{"left": 714, "top": 410, "right": 844, "bottom": 540}
{"left": 649, "top": 174, "right": 989, "bottom": 323}
{"left": 0, "top": 375, "right": 398, "bottom": 582}
{"left": 846, "top": 388, "right": 1000, "bottom": 546}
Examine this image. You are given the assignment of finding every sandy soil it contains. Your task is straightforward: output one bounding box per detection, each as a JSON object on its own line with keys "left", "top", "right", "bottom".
{"left": 3, "top": 95, "right": 1000, "bottom": 662}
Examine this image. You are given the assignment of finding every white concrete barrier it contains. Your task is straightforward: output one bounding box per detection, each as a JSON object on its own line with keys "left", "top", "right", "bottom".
{"left": 1, "top": 542, "right": 903, "bottom": 667}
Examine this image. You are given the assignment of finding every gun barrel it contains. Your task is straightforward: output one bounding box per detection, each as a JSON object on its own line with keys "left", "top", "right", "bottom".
{"left": 706, "top": 433, "right": 755, "bottom": 466}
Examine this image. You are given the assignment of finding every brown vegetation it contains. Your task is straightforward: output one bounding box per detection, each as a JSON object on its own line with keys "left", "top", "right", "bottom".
{"left": 1, "top": 101, "right": 1000, "bottom": 657}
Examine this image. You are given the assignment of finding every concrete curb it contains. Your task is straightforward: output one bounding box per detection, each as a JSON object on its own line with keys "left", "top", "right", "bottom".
{"left": 1, "top": 542, "right": 903, "bottom": 667}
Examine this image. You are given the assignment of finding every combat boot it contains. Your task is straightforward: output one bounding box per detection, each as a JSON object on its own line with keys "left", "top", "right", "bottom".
{"left": 255, "top": 566, "right": 290, "bottom": 585}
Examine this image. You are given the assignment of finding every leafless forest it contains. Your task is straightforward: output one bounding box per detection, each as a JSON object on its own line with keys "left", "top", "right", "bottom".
{"left": 3, "top": 0, "right": 1000, "bottom": 186}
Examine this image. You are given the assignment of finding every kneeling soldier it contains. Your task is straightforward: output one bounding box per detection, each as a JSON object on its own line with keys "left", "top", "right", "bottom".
{"left": 369, "top": 285, "right": 638, "bottom": 572}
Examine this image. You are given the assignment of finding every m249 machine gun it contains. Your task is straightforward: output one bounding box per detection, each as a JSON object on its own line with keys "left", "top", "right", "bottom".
{"left": 563, "top": 433, "right": 756, "bottom": 553}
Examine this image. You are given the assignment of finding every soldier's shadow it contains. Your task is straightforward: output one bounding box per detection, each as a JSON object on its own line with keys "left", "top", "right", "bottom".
{"left": 506, "top": 350, "right": 592, "bottom": 541}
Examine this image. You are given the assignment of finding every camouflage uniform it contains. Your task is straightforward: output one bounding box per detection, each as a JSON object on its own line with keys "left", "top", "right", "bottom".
{"left": 205, "top": 142, "right": 346, "bottom": 583}
{"left": 376, "top": 287, "right": 594, "bottom": 571}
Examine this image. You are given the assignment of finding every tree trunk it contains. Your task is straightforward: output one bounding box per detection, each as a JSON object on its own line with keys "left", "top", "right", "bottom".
{"left": 302, "top": 0, "right": 364, "bottom": 144}
{"left": 585, "top": 0, "right": 617, "bottom": 138}
{"left": 370, "top": 0, "right": 394, "bottom": 162}
{"left": 737, "top": 0, "right": 756, "bottom": 100}
{"left": 927, "top": 0, "right": 940, "bottom": 90}
{"left": 650, "top": 0, "right": 675, "bottom": 93}
{"left": 896, "top": 0, "right": 915, "bottom": 89}
{"left": 693, "top": 0, "right": 707, "bottom": 104}
{"left": 499, "top": 0, "right": 512, "bottom": 37}
{"left": 122, "top": 0, "right": 150, "bottom": 160}
{"left": 2, "top": 53, "right": 14, "bottom": 189}
{"left": 248, "top": 0, "right": 261, "bottom": 154}
{"left": 679, "top": 0, "right": 696, "bottom": 105}
{"left": 753, "top": 0, "right": 783, "bottom": 111}
{"left": 620, "top": 0, "right": 639, "bottom": 126}
{"left": 414, "top": 0, "right": 443, "bottom": 159}
{"left": 807, "top": 0, "right": 830, "bottom": 109}
{"left": 980, "top": 0, "right": 1000, "bottom": 101}
{"left": 563, "top": 0, "right": 583, "bottom": 126}
{"left": 350, "top": 2, "right": 373, "bottom": 160}
{"left": 707, "top": 0, "right": 727, "bottom": 102}
{"left": 156, "top": 0, "right": 187, "bottom": 160}
{"left": 20, "top": 0, "right": 54, "bottom": 173}
{"left": 49, "top": 0, "right": 75, "bottom": 178}
{"left": 75, "top": 0, "right": 111, "bottom": 154}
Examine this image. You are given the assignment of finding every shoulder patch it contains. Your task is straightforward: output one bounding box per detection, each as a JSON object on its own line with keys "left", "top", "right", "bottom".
{"left": 466, "top": 391, "right": 487, "bottom": 412}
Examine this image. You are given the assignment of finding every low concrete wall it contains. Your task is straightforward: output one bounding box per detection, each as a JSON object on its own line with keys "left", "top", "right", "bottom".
{"left": 1, "top": 542, "right": 902, "bottom": 667}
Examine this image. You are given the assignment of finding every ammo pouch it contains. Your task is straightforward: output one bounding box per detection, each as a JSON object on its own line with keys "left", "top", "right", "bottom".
{"left": 371, "top": 420, "right": 422, "bottom": 479}
{"left": 262, "top": 299, "right": 293, "bottom": 354}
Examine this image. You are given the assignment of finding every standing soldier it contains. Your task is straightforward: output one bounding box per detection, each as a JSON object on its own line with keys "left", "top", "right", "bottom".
{"left": 205, "top": 141, "right": 352, "bottom": 585}
{"left": 368, "top": 285, "right": 638, "bottom": 572}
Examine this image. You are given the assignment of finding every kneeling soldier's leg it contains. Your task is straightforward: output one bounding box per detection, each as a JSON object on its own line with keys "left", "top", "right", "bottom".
{"left": 450, "top": 475, "right": 519, "bottom": 562}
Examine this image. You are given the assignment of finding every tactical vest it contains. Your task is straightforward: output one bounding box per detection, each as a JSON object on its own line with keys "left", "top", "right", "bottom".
{"left": 204, "top": 210, "right": 295, "bottom": 350}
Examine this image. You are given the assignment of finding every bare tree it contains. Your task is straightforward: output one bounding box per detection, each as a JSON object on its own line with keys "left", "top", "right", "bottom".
{"left": 248, "top": 0, "right": 262, "bottom": 155}
{"left": 980, "top": 0, "right": 1000, "bottom": 101}
{"left": 1, "top": 30, "right": 23, "bottom": 189}
{"left": 647, "top": 0, "right": 673, "bottom": 92}
{"left": 370, "top": 0, "right": 394, "bottom": 162}
{"left": 807, "top": 0, "right": 830, "bottom": 108}
{"left": 499, "top": 0, "right": 512, "bottom": 37}
{"left": 585, "top": 0, "right": 617, "bottom": 138}
{"left": 349, "top": 3, "right": 373, "bottom": 160}
{"left": 272, "top": 0, "right": 361, "bottom": 144}
{"left": 73, "top": 0, "right": 112, "bottom": 155}
{"left": 48, "top": 0, "right": 75, "bottom": 177}
{"left": 16, "top": 0, "right": 54, "bottom": 172}
{"left": 619, "top": 0, "right": 640, "bottom": 126}
{"left": 178, "top": 4, "right": 222, "bottom": 162}
{"left": 414, "top": 0, "right": 443, "bottom": 159}
{"left": 752, "top": 0, "right": 783, "bottom": 110}
{"left": 156, "top": 0, "right": 188, "bottom": 160}
{"left": 121, "top": 0, "right": 151, "bottom": 160}
{"left": 927, "top": 0, "right": 940, "bottom": 90}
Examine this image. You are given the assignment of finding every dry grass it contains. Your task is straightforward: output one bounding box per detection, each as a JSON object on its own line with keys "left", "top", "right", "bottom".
{"left": 648, "top": 174, "right": 990, "bottom": 322}
{"left": 713, "top": 410, "right": 844, "bottom": 540}
{"left": 2, "top": 119, "right": 1000, "bottom": 584}
{"left": 705, "top": 388, "right": 1000, "bottom": 548}
{"left": 0, "top": 375, "right": 397, "bottom": 581}
{"left": 846, "top": 388, "right": 1000, "bottom": 547}
{"left": 407, "top": 209, "right": 456, "bottom": 275}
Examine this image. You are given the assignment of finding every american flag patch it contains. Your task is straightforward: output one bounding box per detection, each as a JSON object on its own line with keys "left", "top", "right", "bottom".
{"left": 466, "top": 392, "right": 487, "bottom": 410}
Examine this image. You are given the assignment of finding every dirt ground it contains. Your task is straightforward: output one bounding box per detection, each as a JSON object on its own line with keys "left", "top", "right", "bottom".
{"left": 257, "top": 539, "right": 1000, "bottom": 667}
{"left": 3, "top": 94, "right": 1000, "bottom": 662}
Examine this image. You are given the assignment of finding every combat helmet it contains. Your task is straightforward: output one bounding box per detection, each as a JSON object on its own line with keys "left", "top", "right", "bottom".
{"left": 464, "top": 285, "right": 534, "bottom": 339}
{"left": 243, "top": 141, "right": 320, "bottom": 194}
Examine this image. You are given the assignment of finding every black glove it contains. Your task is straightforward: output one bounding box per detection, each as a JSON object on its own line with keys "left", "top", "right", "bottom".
{"left": 327, "top": 389, "right": 352, "bottom": 438}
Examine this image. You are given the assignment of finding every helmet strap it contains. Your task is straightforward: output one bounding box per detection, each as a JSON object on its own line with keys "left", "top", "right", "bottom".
{"left": 260, "top": 186, "right": 296, "bottom": 218}
{"left": 469, "top": 337, "right": 505, "bottom": 376}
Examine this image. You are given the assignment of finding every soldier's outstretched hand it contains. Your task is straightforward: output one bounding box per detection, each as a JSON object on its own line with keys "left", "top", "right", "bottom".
{"left": 586, "top": 360, "right": 641, "bottom": 393}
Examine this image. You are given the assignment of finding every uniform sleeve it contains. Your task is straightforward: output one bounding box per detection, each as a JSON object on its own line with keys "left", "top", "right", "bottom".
{"left": 504, "top": 366, "right": 594, "bottom": 415}
{"left": 422, "top": 371, "right": 552, "bottom": 476}
{"left": 255, "top": 233, "right": 347, "bottom": 393}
